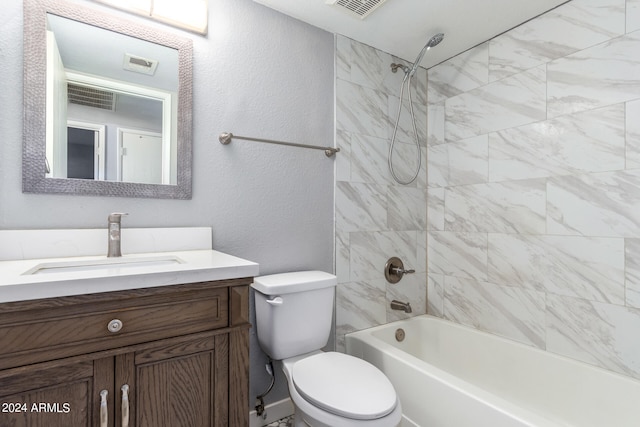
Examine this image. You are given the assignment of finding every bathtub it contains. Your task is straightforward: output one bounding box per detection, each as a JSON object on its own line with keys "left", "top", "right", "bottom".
{"left": 345, "top": 315, "right": 640, "bottom": 427}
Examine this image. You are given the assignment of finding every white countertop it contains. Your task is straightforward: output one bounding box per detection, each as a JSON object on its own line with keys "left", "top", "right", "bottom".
{"left": 0, "top": 227, "right": 259, "bottom": 303}
{"left": 0, "top": 249, "right": 259, "bottom": 303}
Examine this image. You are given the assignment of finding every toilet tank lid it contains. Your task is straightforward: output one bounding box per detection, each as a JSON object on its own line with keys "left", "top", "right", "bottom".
{"left": 252, "top": 271, "right": 336, "bottom": 295}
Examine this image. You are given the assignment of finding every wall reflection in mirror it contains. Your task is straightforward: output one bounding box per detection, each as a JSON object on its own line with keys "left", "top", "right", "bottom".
{"left": 46, "top": 13, "right": 179, "bottom": 185}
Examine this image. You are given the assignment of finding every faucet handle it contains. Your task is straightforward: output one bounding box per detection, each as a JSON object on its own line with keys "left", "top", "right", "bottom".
{"left": 392, "top": 267, "right": 415, "bottom": 275}
{"left": 108, "top": 212, "right": 129, "bottom": 223}
{"left": 384, "top": 257, "right": 414, "bottom": 284}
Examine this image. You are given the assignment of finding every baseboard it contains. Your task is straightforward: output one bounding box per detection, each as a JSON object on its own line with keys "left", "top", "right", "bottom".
{"left": 249, "top": 398, "right": 294, "bottom": 427}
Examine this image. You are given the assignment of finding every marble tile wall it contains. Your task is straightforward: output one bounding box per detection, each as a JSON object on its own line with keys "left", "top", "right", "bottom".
{"left": 335, "top": 35, "right": 428, "bottom": 350}
{"left": 427, "top": 0, "right": 640, "bottom": 380}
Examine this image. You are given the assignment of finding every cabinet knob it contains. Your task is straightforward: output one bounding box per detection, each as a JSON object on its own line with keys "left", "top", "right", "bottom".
{"left": 107, "top": 319, "right": 123, "bottom": 333}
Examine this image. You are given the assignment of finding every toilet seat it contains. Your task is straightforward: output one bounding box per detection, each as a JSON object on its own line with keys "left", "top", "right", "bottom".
{"left": 291, "top": 352, "right": 397, "bottom": 420}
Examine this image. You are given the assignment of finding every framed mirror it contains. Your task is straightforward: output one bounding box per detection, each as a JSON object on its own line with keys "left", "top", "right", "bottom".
{"left": 23, "top": 0, "right": 193, "bottom": 199}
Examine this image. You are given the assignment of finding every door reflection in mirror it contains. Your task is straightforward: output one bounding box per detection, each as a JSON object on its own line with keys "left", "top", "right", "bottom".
{"left": 67, "top": 126, "right": 98, "bottom": 180}
{"left": 119, "top": 129, "right": 164, "bottom": 185}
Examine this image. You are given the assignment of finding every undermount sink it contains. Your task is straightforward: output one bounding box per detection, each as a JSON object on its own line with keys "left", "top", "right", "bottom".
{"left": 22, "top": 255, "right": 184, "bottom": 275}
{"left": 0, "top": 227, "right": 260, "bottom": 304}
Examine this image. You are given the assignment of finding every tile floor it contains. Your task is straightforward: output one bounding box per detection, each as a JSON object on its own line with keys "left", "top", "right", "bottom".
{"left": 265, "top": 415, "right": 293, "bottom": 427}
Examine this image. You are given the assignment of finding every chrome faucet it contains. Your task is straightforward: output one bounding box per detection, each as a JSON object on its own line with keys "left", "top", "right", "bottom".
{"left": 107, "top": 213, "right": 128, "bottom": 257}
{"left": 390, "top": 300, "right": 412, "bottom": 313}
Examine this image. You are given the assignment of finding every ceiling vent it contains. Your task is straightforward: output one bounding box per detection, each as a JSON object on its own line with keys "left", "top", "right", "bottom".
{"left": 68, "top": 83, "right": 115, "bottom": 111}
{"left": 326, "top": 0, "right": 388, "bottom": 19}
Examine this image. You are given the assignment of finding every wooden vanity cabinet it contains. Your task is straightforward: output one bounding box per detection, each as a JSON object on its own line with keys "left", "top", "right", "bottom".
{"left": 0, "top": 279, "right": 251, "bottom": 427}
{"left": 0, "top": 357, "right": 97, "bottom": 427}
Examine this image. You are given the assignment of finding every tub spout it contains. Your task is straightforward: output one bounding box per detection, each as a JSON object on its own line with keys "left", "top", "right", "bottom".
{"left": 390, "top": 300, "right": 412, "bottom": 313}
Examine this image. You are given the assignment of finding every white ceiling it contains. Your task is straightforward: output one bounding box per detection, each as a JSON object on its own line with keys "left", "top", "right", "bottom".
{"left": 253, "top": 0, "right": 569, "bottom": 69}
{"left": 47, "top": 13, "right": 179, "bottom": 92}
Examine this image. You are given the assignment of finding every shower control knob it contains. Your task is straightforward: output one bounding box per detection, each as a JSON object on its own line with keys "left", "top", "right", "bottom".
{"left": 384, "top": 257, "right": 414, "bottom": 284}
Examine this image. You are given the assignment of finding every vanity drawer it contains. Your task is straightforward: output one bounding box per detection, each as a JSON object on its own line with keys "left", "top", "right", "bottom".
{"left": 0, "top": 285, "right": 228, "bottom": 370}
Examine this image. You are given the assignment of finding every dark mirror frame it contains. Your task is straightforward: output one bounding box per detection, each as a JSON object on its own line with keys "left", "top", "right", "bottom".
{"left": 23, "top": 0, "right": 193, "bottom": 199}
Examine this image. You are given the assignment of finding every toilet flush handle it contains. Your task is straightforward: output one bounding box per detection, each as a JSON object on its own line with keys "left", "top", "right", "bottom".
{"left": 266, "top": 297, "right": 283, "bottom": 306}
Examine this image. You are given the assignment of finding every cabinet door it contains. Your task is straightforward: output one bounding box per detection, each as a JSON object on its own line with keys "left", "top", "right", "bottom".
{"left": 116, "top": 331, "right": 229, "bottom": 427}
{"left": 0, "top": 357, "right": 113, "bottom": 427}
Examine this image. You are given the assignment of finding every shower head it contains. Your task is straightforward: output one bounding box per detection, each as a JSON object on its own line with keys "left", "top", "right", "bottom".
{"left": 427, "top": 33, "right": 445, "bottom": 48}
{"left": 408, "top": 32, "right": 445, "bottom": 77}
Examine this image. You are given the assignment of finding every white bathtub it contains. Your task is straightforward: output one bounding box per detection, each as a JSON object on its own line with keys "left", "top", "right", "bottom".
{"left": 345, "top": 315, "right": 640, "bottom": 427}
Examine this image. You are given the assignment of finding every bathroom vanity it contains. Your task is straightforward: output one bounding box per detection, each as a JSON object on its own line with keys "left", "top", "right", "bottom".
{"left": 0, "top": 228, "right": 258, "bottom": 427}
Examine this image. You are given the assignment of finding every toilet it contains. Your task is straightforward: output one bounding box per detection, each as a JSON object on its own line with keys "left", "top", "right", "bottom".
{"left": 252, "top": 271, "right": 402, "bottom": 427}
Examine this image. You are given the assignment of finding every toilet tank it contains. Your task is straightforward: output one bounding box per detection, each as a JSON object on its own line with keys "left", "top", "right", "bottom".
{"left": 252, "top": 271, "right": 337, "bottom": 360}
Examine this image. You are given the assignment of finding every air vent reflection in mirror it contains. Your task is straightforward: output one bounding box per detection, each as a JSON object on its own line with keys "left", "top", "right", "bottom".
{"left": 123, "top": 53, "right": 159, "bottom": 75}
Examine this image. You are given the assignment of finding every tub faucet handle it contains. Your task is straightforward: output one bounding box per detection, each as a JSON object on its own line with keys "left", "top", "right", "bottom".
{"left": 393, "top": 266, "right": 415, "bottom": 275}
{"left": 385, "top": 257, "right": 414, "bottom": 283}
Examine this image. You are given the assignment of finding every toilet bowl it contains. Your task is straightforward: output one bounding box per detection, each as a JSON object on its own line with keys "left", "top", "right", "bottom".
{"left": 282, "top": 352, "right": 402, "bottom": 427}
{"left": 251, "top": 271, "right": 402, "bottom": 427}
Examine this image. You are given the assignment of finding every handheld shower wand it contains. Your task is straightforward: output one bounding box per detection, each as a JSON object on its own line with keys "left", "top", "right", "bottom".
{"left": 408, "top": 33, "right": 444, "bottom": 77}
{"left": 388, "top": 32, "right": 445, "bottom": 185}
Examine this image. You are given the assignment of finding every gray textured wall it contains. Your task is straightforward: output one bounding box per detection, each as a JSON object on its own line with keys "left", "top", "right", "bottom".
{"left": 0, "top": 0, "right": 334, "bottom": 410}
